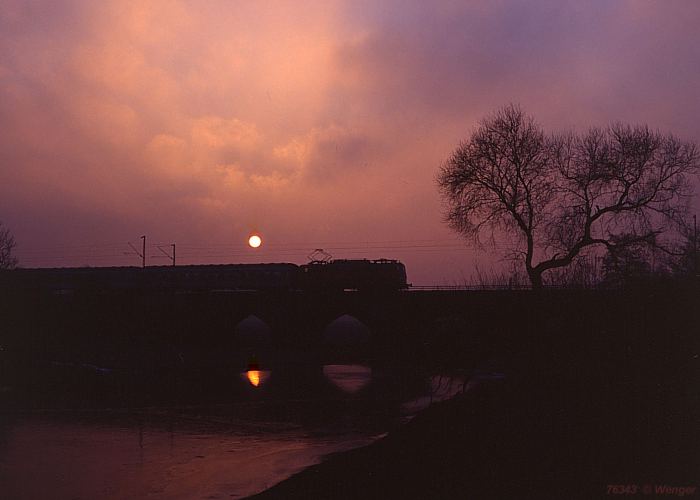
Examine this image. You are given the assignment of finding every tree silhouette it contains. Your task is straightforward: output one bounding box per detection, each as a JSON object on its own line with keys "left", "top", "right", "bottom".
{"left": 438, "top": 105, "right": 699, "bottom": 288}
{"left": 0, "top": 221, "right": 18, "bottom": 270}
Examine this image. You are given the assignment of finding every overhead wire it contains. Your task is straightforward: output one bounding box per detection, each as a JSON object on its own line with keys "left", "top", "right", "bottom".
{"left": 16, "top": 244, "right": 472, "bottom": 268}
{"left": 16, "top": 235, "right": 691, "bottom": 268}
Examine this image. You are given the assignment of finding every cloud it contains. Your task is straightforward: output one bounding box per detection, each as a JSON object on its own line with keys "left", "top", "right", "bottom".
{"left": 272, "top": 125, "right": 380, "bottom": 183}
{"left": 1, "top": 0, "right": 699, "bottom": 283}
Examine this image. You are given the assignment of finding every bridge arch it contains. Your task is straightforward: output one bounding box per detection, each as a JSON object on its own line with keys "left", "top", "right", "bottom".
{"left": 233, "top": 314, "right": 272, "bottom": 345}
{"left": 322, "top": 314, "right": 372, "bottom": 347}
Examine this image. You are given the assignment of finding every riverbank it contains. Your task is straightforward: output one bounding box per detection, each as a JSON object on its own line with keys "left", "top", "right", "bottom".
{"left": 250, "top": 330, "right": 699, "bottom": 499}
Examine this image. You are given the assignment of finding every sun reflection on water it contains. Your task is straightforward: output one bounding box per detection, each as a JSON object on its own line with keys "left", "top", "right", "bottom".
{"left": 247, "top": 370, "right": 261, "bottom": 387}
{"left": 322, "top": 364, "right": 372, "bottom": 394}
{"left": 243, "top": 369, "right": 270, "bottom": 387}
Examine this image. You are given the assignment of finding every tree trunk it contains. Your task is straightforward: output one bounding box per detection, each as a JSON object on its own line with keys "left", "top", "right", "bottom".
{"left": 528, "top": 269, "right": 544, "bottom": 289}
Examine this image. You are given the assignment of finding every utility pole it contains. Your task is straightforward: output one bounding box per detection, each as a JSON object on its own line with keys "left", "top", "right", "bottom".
{"left": 141, "top": 235, "right": 146, "bottom": 268}
{"left": 157, "top": 244, "right": 176, "bottom": 266}
{"left": 694, "top": 214, "right": 697, "bottom": 276}
{"left": 127, "top": 235, "right": 147, "bottom": 268}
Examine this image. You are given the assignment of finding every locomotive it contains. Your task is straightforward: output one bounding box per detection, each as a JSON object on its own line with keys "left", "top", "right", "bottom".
{"left": 0, "top": 259, "right": 408, "bottom": 292}
{"left": 300, "top": 259, "right": 407, "bottom": 291}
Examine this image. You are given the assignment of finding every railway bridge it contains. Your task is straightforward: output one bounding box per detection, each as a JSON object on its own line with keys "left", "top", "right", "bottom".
{"left": 1, "top": 287, "right": 619, "bottom": 366}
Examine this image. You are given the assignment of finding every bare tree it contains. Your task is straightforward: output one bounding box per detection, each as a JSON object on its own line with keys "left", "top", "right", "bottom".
{"left": 438, "top": 105, "right": 699, "bottom": 288}
{"left": 662, "top": 215, "right": 699, "bottom": 279}
{"left": 0, "top": 221, "right": 18, "bottom": 270}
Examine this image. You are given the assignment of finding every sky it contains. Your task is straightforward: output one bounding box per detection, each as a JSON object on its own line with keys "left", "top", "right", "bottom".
{"left": 1, "top": 0, "right": 699, "bottom": 285}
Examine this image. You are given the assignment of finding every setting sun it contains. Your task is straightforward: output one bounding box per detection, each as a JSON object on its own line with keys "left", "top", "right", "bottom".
{"left": 248, "top": 235, "right": 262, "bottom": 248}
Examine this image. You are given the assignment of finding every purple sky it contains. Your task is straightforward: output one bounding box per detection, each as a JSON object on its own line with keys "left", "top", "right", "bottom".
{"left": 1, "top": 1, "right": 699, "bottom": 284}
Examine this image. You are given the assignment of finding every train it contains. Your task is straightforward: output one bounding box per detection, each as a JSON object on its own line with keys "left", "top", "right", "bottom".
{"left": 0, "top": 259, "right": 409, "bottom": 293}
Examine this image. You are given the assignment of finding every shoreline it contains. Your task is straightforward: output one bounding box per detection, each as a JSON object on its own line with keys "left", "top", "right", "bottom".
{"left": 248, "top": 345, "right": 699, "bottom": 499}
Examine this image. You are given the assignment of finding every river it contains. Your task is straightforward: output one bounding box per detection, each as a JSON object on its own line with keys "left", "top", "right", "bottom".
{"left": 0, "top": 364, "right": 465, "bottom": 499}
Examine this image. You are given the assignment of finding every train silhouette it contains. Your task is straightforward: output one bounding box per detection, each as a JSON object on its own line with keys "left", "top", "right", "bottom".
{"left": 2, "top": 259, "right": 408, "bottom": 292}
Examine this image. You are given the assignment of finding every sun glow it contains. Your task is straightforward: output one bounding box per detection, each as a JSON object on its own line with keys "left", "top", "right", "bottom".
{"left": 248, "top": 234, "right": 262, "bottom": 248}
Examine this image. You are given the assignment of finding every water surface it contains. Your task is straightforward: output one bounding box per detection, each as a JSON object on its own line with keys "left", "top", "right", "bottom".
{"left": 0, "top": 364, "right": 464, "bottom": 499}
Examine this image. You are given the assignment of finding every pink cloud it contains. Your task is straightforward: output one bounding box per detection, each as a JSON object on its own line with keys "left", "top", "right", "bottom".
{"left": 1, "top": 0, "right": 698, "bottom": 284}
